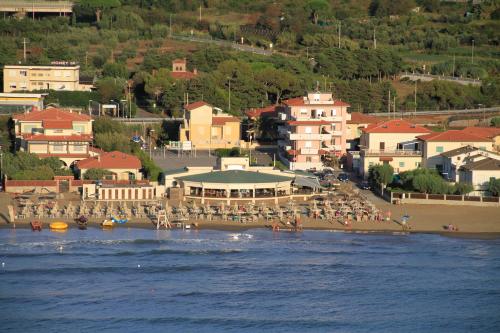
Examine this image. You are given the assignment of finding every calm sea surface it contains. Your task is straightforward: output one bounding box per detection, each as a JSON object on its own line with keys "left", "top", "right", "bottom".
{"left": 1, "top": 228, "right": 499, "bottom": 332}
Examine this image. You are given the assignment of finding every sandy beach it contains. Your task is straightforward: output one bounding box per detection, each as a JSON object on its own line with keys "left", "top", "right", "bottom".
{"left": 1, "top": 192, "right": 499, "bottom": 238}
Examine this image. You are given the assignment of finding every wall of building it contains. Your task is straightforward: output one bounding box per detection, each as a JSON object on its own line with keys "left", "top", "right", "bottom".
{"left": 361, "top": 132, "right": 426, "bottom": 151}
{"left": 360, "top": 155, "right": 422, "bottom": 179}
{"left": 4, "top": 66, "right": 82, "bottom": 93}
{"left": 423, "top": 141, "right": 494, "bottom": 169}
{"left": 79, "top": 167, "right": 142, "bottom": 181}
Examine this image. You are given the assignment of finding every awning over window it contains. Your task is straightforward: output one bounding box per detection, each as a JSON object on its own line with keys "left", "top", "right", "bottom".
{"left": 294, "top": 176, "right": 322, "bottom": 189}
{"left": 379, "top": 156, "right": 393, "bottom": 161}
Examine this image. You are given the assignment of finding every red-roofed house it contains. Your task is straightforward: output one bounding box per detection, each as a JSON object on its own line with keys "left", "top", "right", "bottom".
{"left": 417, "top": 130, "right": 494, "bottom": 170}
{"left": 461, "top": 127, "right": 500, "bottom": 151}
{"left": 170, "top": 59, "right": 198, "bottom": 80}
{"left": 355, "top": 119, "right": 432, "bottom": 178}
{"left": 75, "top": 151, "right": 143, "bottom": 180}
{"left": 346, "top": 112, "right": 381, "bottom": 150}
{"left": 179, "top": 101, "right": 241, "bottom": 149}
{"left": 276, "top": 92, "right": 350, "bottom": 170}
{"left": 12, "top": 107, "right": 94, "bottom": 166}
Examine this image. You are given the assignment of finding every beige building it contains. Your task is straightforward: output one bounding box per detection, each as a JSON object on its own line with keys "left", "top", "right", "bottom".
{"left": 75, "top": 151, "right": 143, "bottom": 181}
{"left": 346, "top": 112, "right": 380, "bottom": 150}
{"left": 12, "top": 107, "right": 94, "bottom": 166}
{"left": 459, "top": 158, "right": 500, "bottom": 195}
{"left": 418, "top": 130, "right": 494, "bottom": 171}
{"left": 441, "top": 146, "right": 500, "bottom": 182}
{"left": 82, "top": 180, "right": 165, "bottom": 201}
{"left": 357, "top": 119, "right": 432, "bottom": 178}
{"left": 163, "top": 157, "right": 321, "bottom": 204}
{"left": 179, "top": 101, "right": 241, "bottom": 150}
{"left": 3, "top": 64, "right": 93, "bottom": 93}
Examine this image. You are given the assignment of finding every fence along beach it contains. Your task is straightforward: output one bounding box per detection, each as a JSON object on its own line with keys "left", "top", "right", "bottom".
{"left": 1, "top": 187, "right": 499, "bottom": 236}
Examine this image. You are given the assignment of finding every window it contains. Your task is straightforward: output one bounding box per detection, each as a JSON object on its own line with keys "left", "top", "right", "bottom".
{"left": 9, "top": 83, "right": 16, "bottom": 89}
{"left": 19, "top": 70, "right": 27, "bottom": 77}
{"left": 306, "top": 157, "right": 312, "bottom": 162}
{"left": 436, "top": 146, "right": 444, "bottom": 153}
{"left": 305, "top": 127, "right": 312, "bottom": 134}
{"left": 53, "top": 129, "right": 63, "bottom": 133}
{"left": 52, "top": 144, "right": 65, "bottom": 152}
{"left": 73, "top": 125, "right": 85, "bottom": 133}
{"left": 415, "top": 162, "right": 421, "bottom": 167}
{"left": 399, "top": 162, "right": 405, "bottom": 167}
{"left": 73, "top": 144, "right": 85, "bottom": 152}
{"left": 331, "top": 109, "right": 337, "bottom": 116}
{"left": 300, "top": 109, "right": 307, "bottom": 115}
{"left": 38, "top": 73, "right": 43, "bottom": 77}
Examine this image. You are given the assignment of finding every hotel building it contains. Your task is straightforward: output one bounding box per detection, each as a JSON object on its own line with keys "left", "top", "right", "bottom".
{"left": 277, "top": 92, "right": 350, "bottom": 170}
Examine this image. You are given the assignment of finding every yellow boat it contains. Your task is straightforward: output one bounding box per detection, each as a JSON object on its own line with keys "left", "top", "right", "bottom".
{"left": 50, "top": 222, "right": 68, "bottom": 231}
{"left": 101, "top": 220, "right": 115, "bottom": 228}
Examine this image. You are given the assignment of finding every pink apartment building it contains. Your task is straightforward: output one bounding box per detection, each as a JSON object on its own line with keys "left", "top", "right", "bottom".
{"left": 277, "top": 92, "right": 350, "bottom": 170}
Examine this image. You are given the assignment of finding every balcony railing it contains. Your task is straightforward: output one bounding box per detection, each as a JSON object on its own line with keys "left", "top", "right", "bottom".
{"left": 300, "top": 148, "right": 319, "bottom": 155}
{"left": 289, "top": 133, "right": 332, "bottom": 141}
{"left": 361, "top": 149, "right": 422, "bottom": 157}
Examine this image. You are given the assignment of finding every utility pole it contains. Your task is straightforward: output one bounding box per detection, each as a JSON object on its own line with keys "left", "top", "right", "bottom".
{"left": 388, "top": 90, "right": 391, "bottom": 114}
{"left": 228, "top": 78, "right": 231, "bottom": 111}
{"left": 452, "top": 54, "right": 455, "bottom": 77}
{"left": 414, "top": 81, "right": 417, "bottom": 117}
{"left": 393, "top": 96, "right": 396, "bottom": 119}
{"left": 32, "top": 1, "right": 35, "bottom": 21}
{"left": 338, "top": 21, "right": 341, "bottom": 48}
{"left": 23, "top": 38, "right": 28, "bottom": 63}
{"left": 199, "top": 5, "right": 202, "bottom": 22}
{"left": 471, "top": 39, "right": 475, "bottom": 64}
{"left": 169, "top": 14, "right": 172, "bottom": 37}
{"left": 373, "top": 27, "right": 376, "bottom": 49}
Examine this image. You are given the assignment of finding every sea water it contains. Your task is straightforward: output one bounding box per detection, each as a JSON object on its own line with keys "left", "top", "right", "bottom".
{"left": 0, "top": 228, "right": 499, "bottom": 332}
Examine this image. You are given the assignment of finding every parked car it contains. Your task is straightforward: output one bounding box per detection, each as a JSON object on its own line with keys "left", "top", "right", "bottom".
{"left": 359, "top": 181, "right": 371, "bottom": 190}
{"left": 337, "top": 173, "right": 350, "bottom": 182}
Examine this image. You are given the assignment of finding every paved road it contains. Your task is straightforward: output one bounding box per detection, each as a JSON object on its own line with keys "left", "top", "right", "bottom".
{"left": 152, "top": 147, "right": 276, "bottom": 170}
{"left": 400, "top": 73, "right": 481, "bottom": 86}
{"left": 172, "top": 35, "right": 272, "bottom": 56}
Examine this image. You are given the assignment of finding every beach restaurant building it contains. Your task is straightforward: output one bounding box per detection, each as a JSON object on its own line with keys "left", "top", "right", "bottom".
{"left": 163, "top": 157, "right": 321, "bottom": 204}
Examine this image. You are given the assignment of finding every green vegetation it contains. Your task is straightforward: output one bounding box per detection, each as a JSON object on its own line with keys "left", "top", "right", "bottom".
{"left": 491, "top": 117, "right": 500, "bottom": 128}
{"left": 398, "top": 168, "right": 473, "bottom": 195}
{"left": 488, "top": 178, "right": 500, "bottom": 196}
{"left": 92, "top": 117, "right": 162, "bottom": 181}
{"left": 368, "top": 163, "right": 394, "bottom": 194}
{"left": 0, "top": 0, "right": 497, "bottom": 116}
{"left": 83, "top": 168, "right": 114, "bottom": 180}
{"left": 214, "top": 147, "right": 245, "bottom": 158}
{"left": 2, "top": 152, "right": 73, "bottom": 180}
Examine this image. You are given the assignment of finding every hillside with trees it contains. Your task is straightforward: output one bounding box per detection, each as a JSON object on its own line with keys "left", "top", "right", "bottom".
{"left": 0, "top": 0, "right": 498, "bottom": 116}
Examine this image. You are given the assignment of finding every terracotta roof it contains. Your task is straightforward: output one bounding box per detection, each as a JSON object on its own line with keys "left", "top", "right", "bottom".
{"left": 185, "top": 101, "right": 210, "bottom": 111}
{"left": 282, "top": 97, "right": 350, "bottom": 107}
{"left": 362, "top": 119, "right": 432, "bottom": 134}
{"left": 22, "top": 134, "right": 93, "bottom": 142}
{"left": 89, "top": 146, "right": 105, "bottom": 155}
{"left": 76, "top": 151, "right": 141, "bottom": 170}
{"left": 6, "top": 180, "right": 57, "bottom": 186}
{"left": 288, "top": 120, "right": 331, "bottom": 126}
{"left": 417, "top": 130, "right": 492, "bottom": 142}
{"left": 43, "top": 120, "right": 73, "bottom": 129}
{"left": 461, "top": 157, "right": 500, "bottom": 171}
{"left": 440, "top": 145, "right": 478, "bottom": 158}
{"left": 461, "top": 127, "right": 500, "bottom": 139}
{"left": 172, "top": 58, "right": 186, "bottom": 64}
{"left": 170, "top": 71, "right": 197, "bottom": 80}
{"left": 245, "top": 105, "right": 276, "bottom": 118}
{"left": 212, "top": 116, "right": 240, "bottom": 125}
{"left": 13, "top": 108, "right": 92, "bottom": 122}
{"left": 287, "top": 149, "right": 298, "bottom": 156}
{"left": 347, "top": 112, "right": 380, "bottom": 124}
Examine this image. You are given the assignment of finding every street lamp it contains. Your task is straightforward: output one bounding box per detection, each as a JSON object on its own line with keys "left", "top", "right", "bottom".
{"left": 0, "top": 146, "right": 3, "bottom": 191}
{"left": 120, "top": 99, "right": 127, "bottom": 119}
{"left": 88, "top": 99, "right": 93, "bottom": 117}
{"left": 110, "top": 100, "right": 120, "bottom": 118}
{"left": 227, "top": 77, "right": 231, "bottom": 112}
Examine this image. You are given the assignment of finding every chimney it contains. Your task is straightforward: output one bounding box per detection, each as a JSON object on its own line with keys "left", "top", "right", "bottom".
{"left": 193, "top": 68, "right": 198, "bottom": 75}
{"left": 97, "top": 155, "right": 100, "bottom": 162}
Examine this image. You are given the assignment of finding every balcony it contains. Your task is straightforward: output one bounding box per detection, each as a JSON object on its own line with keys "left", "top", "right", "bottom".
{"left": 322, "top": 142, "right": 342, "bottom": 151}
{"left": 289, "top": 133, "right": 332, "bottom": 141}
{"left": 361, "top": 149, "right": 422, "bottom": 157}
{"left": 300, "top": 148, "right": 319, "bottom": 155}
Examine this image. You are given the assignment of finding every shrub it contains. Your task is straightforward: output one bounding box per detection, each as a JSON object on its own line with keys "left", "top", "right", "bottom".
{"left": 83, "top": 168, "right": 114, "bottom": 180}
